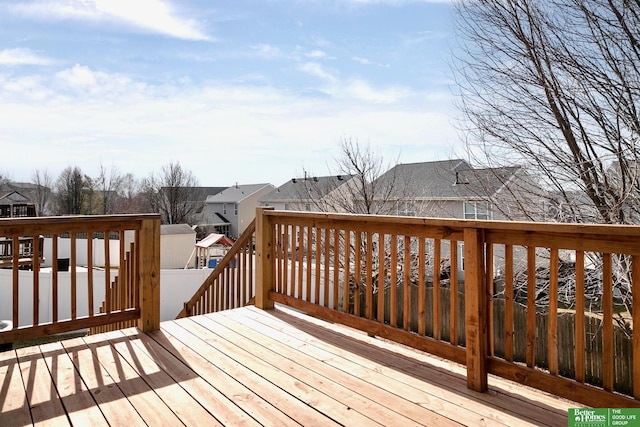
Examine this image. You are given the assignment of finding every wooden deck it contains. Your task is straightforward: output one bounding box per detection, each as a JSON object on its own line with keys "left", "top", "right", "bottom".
{"left": 1, "top": 305, "right": 576, "bottom": 426}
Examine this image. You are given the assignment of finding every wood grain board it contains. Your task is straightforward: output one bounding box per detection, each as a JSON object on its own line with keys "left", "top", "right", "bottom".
{"left": 1, "top": 305, "right": 575, "bottom": 426}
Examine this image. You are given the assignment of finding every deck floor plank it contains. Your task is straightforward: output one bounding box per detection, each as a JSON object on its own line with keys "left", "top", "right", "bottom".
{"left": 15, "top": 346, "right": 69, "bottom": 426}
{"left": 39, "top": 341, "right": 108, "bottom": 426}
{"left": 231, "top": 306, "right": 522, "bottom": 426}
{"left": 0, "top": 349, "right": 33, "bottom": 427}
{"left": 262, "top": 305, "right": 574, "bottom": 425}
{"left": 184, "top": 316, "right": 382, "bottom": 427}
{"left": 210, "top": 308, "right": 465, "bottom": 427}
{"left": 78, "top": 331, "right": 188, "bottom": 426}
{"left": 244, "top": 305, "right": 570, "bottom": 426}
{"left": 117, "top": 327, "right": 261, "bottom": 427}
{"left": 155, "top": 320, "right": 332, "bottom": 427}
{"left": 191, "top": 313, "right": 462, "bottom": 427}
{"left": 59, "top": 336, "right": 147, "bottom": 427}
{"left": 1, "top": 305, "right": 579, "bottom": 426}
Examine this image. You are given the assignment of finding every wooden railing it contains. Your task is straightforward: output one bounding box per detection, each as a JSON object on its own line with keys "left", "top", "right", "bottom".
{"left": 253, "top": 207, "right": 640, "bottom": 408}
{"left": 176, "top": 220, "right": 256, "bottom": 318}
{"left": 0, "top": 214, "right": 161, "bottom": 346}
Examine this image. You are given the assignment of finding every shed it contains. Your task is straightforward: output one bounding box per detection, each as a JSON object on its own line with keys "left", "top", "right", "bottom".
{"left": 194, "top": 233, "right": 235, "bottom": 269}
{"left": 160, "top": 224, "right": 197, "bottom": 269}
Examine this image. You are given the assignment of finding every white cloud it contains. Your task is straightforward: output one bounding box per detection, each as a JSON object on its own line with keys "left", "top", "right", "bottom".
{"left": 10, "top": 0, "right": 210, "bottom": 41}
{"left": 352, "top": 56, "right": 389, "bottom": 68}
{"left": 0, "top": 65, "right": 460, "bottom": 186}
{"left": 250, "top": 44, "right": 283, "bottom": 59}
{"left": 306, "top": 50, "right": 327, "bottom": 59}
{"left": 341, "top": 79, "right": 409, "bottom": 103}
{"left": 298, "top": 62, "right": 338, "bottom": 82}
{"left": 0, "top": 48, "right": 53, "bottom": 66}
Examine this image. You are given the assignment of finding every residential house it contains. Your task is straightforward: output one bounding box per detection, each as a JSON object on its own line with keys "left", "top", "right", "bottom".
{"left": 203, "top": 183, "right": 275, "bottom": 238}
{"left": 0, "top": 189, "right": 37, "bottom": 218}
{"left": 372, "top": 159, "right": 545, "bottom": 221}
{"left": 372, "top": 159, "right": 547, "bottom": 277}
{"left": 258, "top": 174, "right": 356, "bottom": 212}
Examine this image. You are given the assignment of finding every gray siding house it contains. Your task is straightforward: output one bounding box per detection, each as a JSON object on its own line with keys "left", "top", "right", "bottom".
{"left": 373, "top": 159, "right": 545, "bottom": 221}
{"left": 259, "top": 175, "right": 357, "bottom": 213}
{"left": 204, "top": 183, "right": 275, "bottom": 238}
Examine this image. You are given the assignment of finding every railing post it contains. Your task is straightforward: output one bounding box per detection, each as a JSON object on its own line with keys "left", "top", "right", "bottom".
{"left": 138, "top": 216, "right": 161, "bottom": 332}
{"left": 464, "top": 227, "right": 488, "bottom": 392}
{"left": 255, "top": 207, "right": 275, "bottom": 310}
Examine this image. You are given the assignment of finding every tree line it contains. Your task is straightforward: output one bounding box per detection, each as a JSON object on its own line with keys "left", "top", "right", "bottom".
{"left": 1, "top": 162, "right": 200, "bottom": 224}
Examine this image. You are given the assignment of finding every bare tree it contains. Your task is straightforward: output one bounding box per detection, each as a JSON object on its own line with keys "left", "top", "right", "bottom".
{"left": 96, "top": 163, "right": 124, "bottom": 214}
{"left": 115, "top": 173, "right": 145, "bottom": 214}
{"left": 453, "top": 0, "right": 640, "bottom": 317}
{"left": 299, "top": 138, "right": 404, "bottom": 214}
{"left": 453, "top": 0, "right": 640, "bottom": 225}
{"left": 140, "top": 162, "right": 200, "bottom": 224}
{"left": 54, "top": 166, "right": 88, "bottom": 215}
{"left": 32, "top": 169, "right": 52, "bottom": 216}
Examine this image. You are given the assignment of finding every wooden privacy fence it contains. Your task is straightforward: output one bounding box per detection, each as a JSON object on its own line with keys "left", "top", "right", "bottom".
{"left": 176, "top": 219, "right": 256, "bottom": 318}
{"left": 253, "top": 207, "right": 640, "bottom": 408}
{"left": 0, "top": 214, "right": 161, "bottom": 346}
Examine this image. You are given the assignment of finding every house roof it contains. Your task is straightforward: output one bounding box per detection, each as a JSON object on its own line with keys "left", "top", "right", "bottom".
{"left": 206, "top": 183, "right": 274, "bottom": 203}
{"left": 160, "top": 224, "right": 196, "bottom": 236}
{"left": 375, "top": 159, "right": 520, "bottom": 200}
{"left": 0, "top": 190, "right": 34, "bottom": 206}
{"left": 259, "top": 175, "right": 354, "bottom": 203}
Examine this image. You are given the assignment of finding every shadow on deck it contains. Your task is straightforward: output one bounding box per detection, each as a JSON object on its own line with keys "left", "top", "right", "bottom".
{"left": 1, "top": 305, "right": 574, "bottom": 427}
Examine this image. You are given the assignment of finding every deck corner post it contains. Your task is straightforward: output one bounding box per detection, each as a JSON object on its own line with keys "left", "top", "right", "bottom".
{"left": 256, "top": 207, "right": 275, "bottom": 310}
{"left": 464, "top": 227, "right": 489, "bottom": 392}
{"left": 138, "top": 216, "right": 161, "bottom": 332}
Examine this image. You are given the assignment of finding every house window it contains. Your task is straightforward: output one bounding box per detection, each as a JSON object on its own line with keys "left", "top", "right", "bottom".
{"left": 397, "top": 201, "right": 416, "bottom": 216}
{"left": 463, "top": 201, "right": 490, "bottom": 219}
{"left": 222, "top": 203, "right": 227, "bottom": 215}
{"left": 284, "top": 203, "right": 290, "bottom": 211}
{"left": 234, "top": 203, "right": 238, "bottom": 216}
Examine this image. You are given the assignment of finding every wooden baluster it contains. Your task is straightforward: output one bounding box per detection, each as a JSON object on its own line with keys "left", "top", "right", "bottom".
{"left": 575, "top": 250, "right": 585, "bottom": 383}
{"left": 52, "top": 235, "right": 59, "bottom": 323}
{"left": 418, "top": 237, "right": 426, "bottom": 336}
{"left": 526, "top": 246, "right": 536, "bottom": 368}
{"left": 505, "top": 245, "right": 514, "bottom": 362}
{"left": 343, "top": 230, "right": 351, "bottom": 314}
{"left": 366, "top": 232, "right": 373, "bottom": 320}
{"left": 324, "top": 228, "right": 330, "bottom": 307}
{"left": 404, "top": 236, "right": 411, "bottom": 331}
{"left": 354, "top": 232, "right": 361, "bottom": 316}
{"left": 389, "top": 234, "right": 397, "bottom": 326}
{"left": 633, "top": 254, "right": 640, "bottom": 399}
{"left": 603, "top": 253, "right": 613, "bottom": 392}
{"left": 377, "top": 233, "right": 385, "bottom": 323}
{"left": 549, "top": 248, "right": 559, "bottom": 376}
{"left": 333, "top": 228, "right": 340, "bottom": 310}
{"left": 450, "top": 240, "right": 458, "bottom": 345}
{"left": 306, "top": 225, "right": 312, "bottom": 303}
{"left": 433, "top": 238, "right": 441, "bottom": 341}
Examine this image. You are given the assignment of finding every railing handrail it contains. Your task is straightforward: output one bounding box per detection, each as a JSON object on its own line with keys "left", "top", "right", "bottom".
{"left": 176, "top": 219, "right": 257, "bottom": 318}
{"left": 264, "top": 208, "right": 640, "bottom": 237}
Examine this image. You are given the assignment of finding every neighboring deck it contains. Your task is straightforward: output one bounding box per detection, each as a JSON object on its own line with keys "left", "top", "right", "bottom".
{"left": 1, "top": 305, "right": 575, "bottom": 427}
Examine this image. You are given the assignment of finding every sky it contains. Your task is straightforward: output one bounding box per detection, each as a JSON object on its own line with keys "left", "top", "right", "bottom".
{"left": 0, "top": 0, "right": 462, "bottom": 188}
